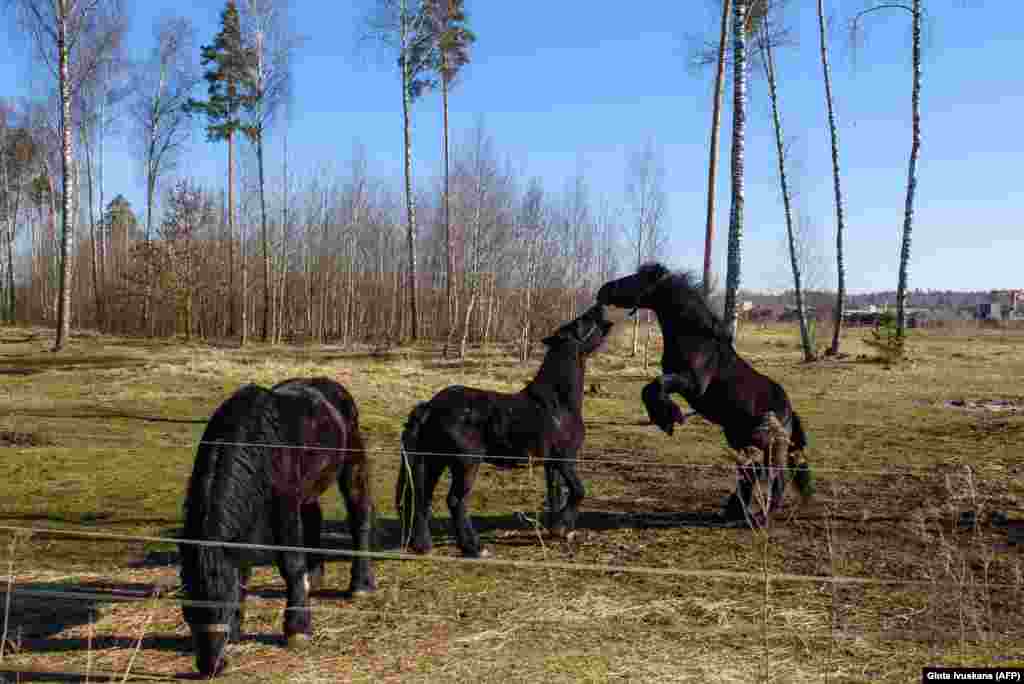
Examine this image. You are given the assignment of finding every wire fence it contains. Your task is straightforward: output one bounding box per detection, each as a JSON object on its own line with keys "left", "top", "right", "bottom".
{"left": 3, "top": 436, "right": 1022, "bottom": 680}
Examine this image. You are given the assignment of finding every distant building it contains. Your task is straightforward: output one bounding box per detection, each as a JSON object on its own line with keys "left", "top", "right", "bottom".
{"left": 976, "top": 290, "right": 1024, "bottom": 321}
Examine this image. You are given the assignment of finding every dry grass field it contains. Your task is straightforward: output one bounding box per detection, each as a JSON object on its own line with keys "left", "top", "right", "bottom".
{"left": 1, "top": 318, "right": 1022, "bottom": 682}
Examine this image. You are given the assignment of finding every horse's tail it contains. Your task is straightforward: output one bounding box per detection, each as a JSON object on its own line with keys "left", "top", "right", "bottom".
{"left": 397, "top": 402, "right": 431, "bottom": 541}
{"left": 787, "top": 412, "right": 815, "bottom": 500}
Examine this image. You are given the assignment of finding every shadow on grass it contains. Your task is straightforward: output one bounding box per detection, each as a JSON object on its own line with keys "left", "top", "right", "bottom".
{"left": 135, "top": 507, "right": 729, "bottom": 570}
{"left": 0, "top": 354, "right": 147, "bottom": 375}
{"left": 1, "top": 579, "right": 283, "bottom": 681}
{"left": 0, "top": 669, "right": 200, "bottom": 682}
{"left": 10, "top": 408, "right": 207, "bottom": 425}
{"left": 0, "top": 512, "right": 181, "bottom": 528}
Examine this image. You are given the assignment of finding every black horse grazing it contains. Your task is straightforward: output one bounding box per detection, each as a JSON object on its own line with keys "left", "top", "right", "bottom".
{"left": 180, "top": 377, "right": 376, "bottom": 677}
{"left": 397, "top": 304, "right": 614, "bottom": 557}
{"left": 597, "top": 263, "right": 813, "bottom": 525}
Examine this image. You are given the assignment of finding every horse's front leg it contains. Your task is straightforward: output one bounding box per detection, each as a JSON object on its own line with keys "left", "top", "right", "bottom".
{"left": 549, "top": 450, "right": 585, "bottom": 539}
{"left": 544, "top": 462, "right": 568, "bottom": 521}
{"left": 300, "top": 503, "right": 324, "bottom": 593}
{"left": 338, "top": 461, "right": 377, "bottom": 595}
{"left": 641, "top": 373, "right": 694, "bottom": 435}
{"left": 447, "top": 461, "right": 486, "bottom": 557}
{"left": 274, "top": 506, "right": 313, "bottom": 647}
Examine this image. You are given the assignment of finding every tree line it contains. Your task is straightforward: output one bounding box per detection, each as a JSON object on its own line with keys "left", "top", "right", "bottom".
{"left": 0, "top": 0, "right": 927, "bottom": 359}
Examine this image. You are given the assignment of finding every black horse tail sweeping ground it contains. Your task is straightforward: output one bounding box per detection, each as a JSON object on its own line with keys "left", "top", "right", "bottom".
{"left": 787, "top": 412, "right": 816, "bottom": 499}
{"left": 396, "top": 402, "right": 431, "bottom": 524}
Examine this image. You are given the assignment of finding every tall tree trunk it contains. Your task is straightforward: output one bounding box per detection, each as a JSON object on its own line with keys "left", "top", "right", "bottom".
{"left": 401, "top": 59, "right": 419, "bottom": 343}
{"left": 276, "top": 124, "right": 289, "bottom": 344}
{"left": 98, "top": 64, "right": 106, "bottom": 308}
{"left": 233, "top": 132, "right": 247, "bottom": 347}
{"left": 442, "top": 72, "right": 457, "bottom": 357}
{"left": 460, "top": 287, "right": 476, "bottom": 360}
{"left": 144, "top": 143, "right": 156, "bottom": 336}
{"left": 819, "top": 0, "right": 848, "bottom": 356}
{"left": 45, "top": 165, "right": 57, "bottom": 323}
{"left": 0, "top": 135, "right": 18, "bottom": 322}
{"left": 521, "top": 237, "right": 536, "bottom": 363}
{"left": 762, "top": 28, "right": 813, "bottom": 361}
{"left": 631, "top": 240, "right": 641, "bottom": 355}
{"left": 896, "top": 0, "right": 921, "bottom": 339}
{"left": 723, "top": 0, "right": 748, "bottom": 341}
{"left": 84, "top": 134, "right": 102, "bottom": 330}
{"left": 228, "top": 132, "right": 238, "bottom": 342}
{"left": 703, "top": 0, "right": 731, "bottom": 299}
{"left": 54, "top": 9, "right": 74, "bottom": 352}
{"left": 257, "top": 133, "right": 271, "bottom": 343}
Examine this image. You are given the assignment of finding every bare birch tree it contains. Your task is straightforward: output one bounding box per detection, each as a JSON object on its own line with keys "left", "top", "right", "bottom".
{"left": 6, "top": 0, "right": 125, "bottom": 349}
{"left": 363, "top": 0, "right": 430, "bottom": 342}
{"left": 754, "top": 2, "right": 814, "bottom": 361}
{"left": 238, "top": 0, "right": 297, "bottom": 343}
{"left": 852, "top": 0, "right": 924, "bottom": 340}
{"left": 817, "top": 0, "right": 849, "bottom": 355}
{"left": 624, "top": 137, "right": 668, "bottom": 355}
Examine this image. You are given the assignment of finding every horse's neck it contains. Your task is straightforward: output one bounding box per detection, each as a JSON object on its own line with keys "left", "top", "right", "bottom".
{"left": 529, "top": 347, "right": 584, "bottom": 411}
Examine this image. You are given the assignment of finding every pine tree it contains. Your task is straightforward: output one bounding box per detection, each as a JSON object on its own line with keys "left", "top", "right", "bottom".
{"left": 409, "top": 0, "right": 475, "bottom": 356}
{"left": 185, "top": 0, "right": 249, "bottom": 344}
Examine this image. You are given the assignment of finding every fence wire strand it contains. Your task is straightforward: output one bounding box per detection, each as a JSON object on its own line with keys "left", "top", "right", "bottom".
{"left": 0, "top": 524, "right": 1020, "bottom": 591}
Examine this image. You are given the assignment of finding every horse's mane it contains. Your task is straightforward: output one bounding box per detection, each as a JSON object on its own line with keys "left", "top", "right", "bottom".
{"left": 640, "top": 262, "right": 733, "bottom": 344}
{"left": 183, "top": 384, "right": 275, "bottom": 542}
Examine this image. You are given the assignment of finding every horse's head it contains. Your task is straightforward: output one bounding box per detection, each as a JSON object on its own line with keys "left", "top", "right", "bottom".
{"left": 542, "top": 303, "right": 614, "bottom": 355}
{"left": 596, "top": 262, "right": 670, "bottom": 312}
{"left": 180, "top": 556, "right": 241, "bottom": 678}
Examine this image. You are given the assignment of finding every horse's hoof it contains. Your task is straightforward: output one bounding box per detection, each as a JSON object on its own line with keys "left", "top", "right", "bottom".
{"left": 749, "top": 512, "right": 769, "bottom": 530}
{"left": 348, "top": 584, "right": 376, "bottom": 598}
{"left": 463, "top": 547, "right": 491, "bottom": 558}
{"left": 286, "top": 633, "right": 311, "bottom": 649}
{"left": 198, "top": 655, "right": 231, "bottom": 678}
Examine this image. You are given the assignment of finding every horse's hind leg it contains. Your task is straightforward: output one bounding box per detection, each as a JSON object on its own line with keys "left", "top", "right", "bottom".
{"left": 447, "top": 461, "right": 485, "bottom": 557}
{"left": 723, "top": 448, "right": 758, "bottom": 523}
{"left": 407, "top": 457, "right": 444, "bottom": 554}
{"left": 301, "top": 502, "right": 324, "bottom": 593}
{"left": 338, "top": 461, "right": 377, "bottom": 595}
{"left": 550, "top": 453, "right": 585, "bottom": 538}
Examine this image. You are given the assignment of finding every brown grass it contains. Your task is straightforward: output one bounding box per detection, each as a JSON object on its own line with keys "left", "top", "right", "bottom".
{"left": 1, "top": 321, "right": 1023, "bottom": 682}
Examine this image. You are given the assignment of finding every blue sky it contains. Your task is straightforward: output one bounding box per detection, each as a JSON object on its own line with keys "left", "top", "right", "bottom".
{"left": 1, "top": 0, "right": 1021, "bottom": 294}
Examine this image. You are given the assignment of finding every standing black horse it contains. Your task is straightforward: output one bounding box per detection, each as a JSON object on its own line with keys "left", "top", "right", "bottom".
{"left": 597, "top": 263, "right": 813, "bottom": 525}
{"left": 397, "top": 304, "right": 614, "bottom": 557}
{"left": 180, "top": 377, "right": 376, "bottom": 677}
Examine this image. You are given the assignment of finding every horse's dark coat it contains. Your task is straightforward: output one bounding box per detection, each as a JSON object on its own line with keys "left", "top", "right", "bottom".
{"left": 396, "top": 304, "right": 614, "bottom": 556}
{"left": 597, "top": 263, "right": 811, "bottom": 524}
{"left": 180, "top": 377, "right": 375, "bottom": 677}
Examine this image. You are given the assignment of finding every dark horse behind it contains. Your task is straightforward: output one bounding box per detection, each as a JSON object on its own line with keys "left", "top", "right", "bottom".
{"left": 180, "top": 377, "right": 376, "bottom": 677}
{"left": 597, "top": 262, "right": 813, "bottom": 525}
{"left": 397, "top": 304, "right": 614, "bottom": 557}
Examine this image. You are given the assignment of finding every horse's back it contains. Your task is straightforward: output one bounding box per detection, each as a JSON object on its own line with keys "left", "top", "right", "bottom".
{"left": 187, "top": 384, "right": 279, "bottom": 541}
{"left": 274, "top": 377, "right": 359, "bottom": 424}
{"left": 419, "top": 385, "right": 537, "bottom": 461}
{"left": 691, "top": 353, "right": 796, "bottom": 448}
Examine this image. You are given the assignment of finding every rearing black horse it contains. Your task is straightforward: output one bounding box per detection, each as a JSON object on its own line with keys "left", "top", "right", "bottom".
{"left": 397, "top": 304, "right": 614, "bottom": 557}
{"left": 597, "top": 262, "right": 813, "bottom": 524}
